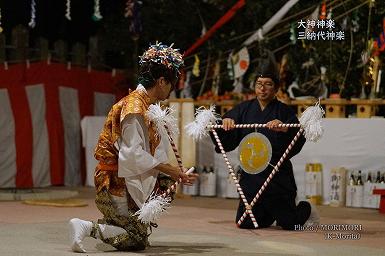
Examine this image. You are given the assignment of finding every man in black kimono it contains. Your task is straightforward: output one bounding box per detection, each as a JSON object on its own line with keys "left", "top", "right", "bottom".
{"left": 212, "top": 71, "right": 319, "bottom": 230}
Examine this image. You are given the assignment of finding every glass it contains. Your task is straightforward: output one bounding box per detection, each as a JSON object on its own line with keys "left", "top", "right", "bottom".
{"left": 255, "top": 82, "right": 274, "bottom": 89}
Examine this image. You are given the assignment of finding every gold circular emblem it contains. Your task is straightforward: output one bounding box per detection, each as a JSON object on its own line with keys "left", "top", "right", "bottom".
{"left": 238, "top": 132, "right": 272, "bottom": 174}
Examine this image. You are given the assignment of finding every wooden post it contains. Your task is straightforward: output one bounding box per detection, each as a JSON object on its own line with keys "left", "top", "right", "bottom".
{"left": 219, "top": 100, "right": 234, "bottom": 116}
{"left": 290, "top": 99, "right": 315, "bottom": 117}
{"left": 0, "top": 33, "right": 5, "bottom": 63}
{"left": 351, "top": 99, "right": 381, "bottom": 118}
{"left": 37, "top": 37, "right": 49, "bottom": 60}
{"left": 322, "top": 99, "right": 347, "bottom": 118}
{"left": 89, "top": 36, "right": 98, "bottom": 68}
{"left": 72, "top": 43, "right": 86, "bottom": 66}
{"left": 11, "top": 25, "right": 29, "bottom": 62}
{"left": 54, "top": 40, "right": 68, "bottom": 63}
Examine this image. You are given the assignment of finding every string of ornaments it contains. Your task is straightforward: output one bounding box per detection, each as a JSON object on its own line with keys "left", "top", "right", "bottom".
{"left": 93, "top": 0, "right": 103, "bottom": 21}
{"left": 29, "top": 0, "right": 36, "bottom": 28}
{"left": 65, "top": 0, "right": 71, "bottom": 20}
{"left": 124, "top": 0, "right": 135, "bottom": 18}
{"left": 0, "top": 7, "right": 3, "bottom": 33}
{"left": 1, "top": 0, "right": 104, "bottom": 32}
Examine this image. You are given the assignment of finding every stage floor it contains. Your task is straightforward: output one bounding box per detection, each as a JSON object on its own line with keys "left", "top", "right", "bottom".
{"left": 0, "top": 186, "right": 385, "bottom": 256}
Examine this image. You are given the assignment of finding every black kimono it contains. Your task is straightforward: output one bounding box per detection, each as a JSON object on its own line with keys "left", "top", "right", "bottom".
{"left": 211, "top": 98, "right": 311, "bottom": 230}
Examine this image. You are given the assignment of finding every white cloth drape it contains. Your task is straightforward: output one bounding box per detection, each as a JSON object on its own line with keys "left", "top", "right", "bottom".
{"left": 0, "top": 89, "right": 17, "bottom": 187}
{"left": 59, "top": 86, "right": 82, "bottom": 186}
{"left": 25, "top": 84, "right": 50, "bottom": 187}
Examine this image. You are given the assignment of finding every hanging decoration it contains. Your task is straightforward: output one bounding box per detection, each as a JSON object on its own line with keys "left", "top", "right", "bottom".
{"left": 65, "top": 0, "right": 71, "bottom": 20}
{"left": 177, "top": 70, "right": 186, "bottom": 90}
{"left": 319, "top": 1, "right": 327, "bottom": 20}
{"left": 351, "top": 10, "right": 360, "bottom": 32}
{"left": 372, "top": 18, "right": 385, "bottom": 56}
{"left": 326, "top": 6, "right": 332, "bottom": 20}
{"left": 231, "top": 47, "right": 249, "bottom": 79}
{"left": 125, "top": 0, "right": 142, "bottom": 39}
{"left": 28, "top": 0, "right": 36, "bottom": 28}
{"left": 211, "top": 58, "right": 221, "bottom": 95}
{"left": 227, "top": 52, "right": 235, "bottom": 80}
{"left": 92, "top": 0, "right": 103, "bottom": 21}
{"left": 232, "top": 77, "right": 243, "bottom": 93}
{"left": 289, "top": 23, "right": 297, "bottom": 44}
{"left": 182, "top": 71, "right": 193, "bottom": 98}
{"left": 305, "top": 6, "right": 319, "bottom": 35}
{"left": 124, "top": 0, "right": 135, "bottom": 18}
{"left": 0, "top": 7, "right": 3, "bottom": 33}
{"left": 242, "top": 0, "right": 299, "bottom": 46}
{"left": 361, "top": 39, "right": 373, "bottom": 65}
{"left": 184, "top": 0, "right": 246, "bottom": 56}
{"left": 192, "top": 55, "right": 200, "bottom": 77}
{"left": 341, "top": 17, "right": 348, "bottom": 31}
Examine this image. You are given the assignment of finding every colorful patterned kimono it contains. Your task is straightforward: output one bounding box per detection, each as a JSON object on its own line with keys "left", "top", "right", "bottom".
{"left": 93, "top": 86, "right": 173, "bottom": 250}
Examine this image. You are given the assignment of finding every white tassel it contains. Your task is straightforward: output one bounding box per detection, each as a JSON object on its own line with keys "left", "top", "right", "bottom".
{"left": 299, "top": 99, "right": 325, "bottom": 142}
{"left": 185, "top": 105, "right": 221, "bottom": 140}
{"left": 135, "top": 193, "right": 171, "bottom": 224}
{"left": 146, "top": 103, "right": 179, "bottom": 140}
{"left": 135, "top": 167, "right": 195, "bottom": 224}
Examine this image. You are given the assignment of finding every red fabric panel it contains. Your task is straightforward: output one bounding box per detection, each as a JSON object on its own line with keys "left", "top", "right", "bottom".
{"left": 0, "top": 61, "right": 124, "bottom": 187}
{"left": 0, "top": 64, "right": 34, "bottom": 187}
{"left": 26, "top": 63, "right": 66, "bottom": 185}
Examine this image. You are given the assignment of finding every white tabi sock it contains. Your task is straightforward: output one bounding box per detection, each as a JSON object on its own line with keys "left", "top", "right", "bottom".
{"left": 69, "top": 218, "right": 92, "bottom": 253}
{"left": 69, "top": 218, "right": 127, "bottom": 253}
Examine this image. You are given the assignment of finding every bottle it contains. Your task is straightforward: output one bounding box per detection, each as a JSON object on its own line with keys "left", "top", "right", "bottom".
{"left": 376, "top": 171, "right": 381, "bottom": 183}
{"left": 349, "top": 171, "right": 356, "bottom": 186}
{"left": 366, "top": 172, "right": 372, "bottom": 183}
{"left": 356, "top": 170, "right": 363, "bottom": 185}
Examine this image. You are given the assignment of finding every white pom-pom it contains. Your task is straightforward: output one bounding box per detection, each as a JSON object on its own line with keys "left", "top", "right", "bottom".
{"left": 146, "top": 103, "right": 179, "bottom": 140}
{"left": 135, "top": 193, "right": 171, "bottom": 224}
{"left": 185, "top": 105, "right": 221, "bottom": 140}
{"left": 299, "top": 99, "right": 325, "bottom": 142}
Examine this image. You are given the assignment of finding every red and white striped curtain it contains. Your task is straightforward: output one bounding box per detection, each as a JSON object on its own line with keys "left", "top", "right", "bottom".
{"left": 0, "top": 62, "right": 123, "bottom": 188}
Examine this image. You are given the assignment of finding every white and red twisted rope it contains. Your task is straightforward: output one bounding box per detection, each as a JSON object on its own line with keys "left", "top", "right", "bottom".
{"left": 208, "top": 123, "right": 301, "bottom": 129}
{"left": 211, "top": 129, "right": 259, "bottom": 228}
{"left": 164, "top": 124, "right": 184, "bottom": 171}
{"left": 161, "top": 167, "right": 194, "bottom": 198}
{"left": 160, "top": 124, "right": 188, "bottom": 198}
{"left": 237, "top": 128, "right": 304, "bottom": 226}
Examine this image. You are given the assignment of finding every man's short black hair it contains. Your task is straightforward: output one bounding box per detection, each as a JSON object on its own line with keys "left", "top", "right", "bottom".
{"left": 138, "top": 62, "right": 178, "bottom": 90}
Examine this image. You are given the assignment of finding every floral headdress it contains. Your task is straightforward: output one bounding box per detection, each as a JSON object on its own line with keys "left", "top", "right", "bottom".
{"left": 139, "top": 42, "right": 184, "bottom": 73}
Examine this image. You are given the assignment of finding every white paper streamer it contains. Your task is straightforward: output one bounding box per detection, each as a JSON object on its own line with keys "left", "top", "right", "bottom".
{"left": 242, "top": 0, "right": 299, "bottom": 46}
{"left": 65, "top": 0, "right": 71, "bottom": 20}
{"left": 0, "top": 7, "right": 3, "bottom": 33}
{"left": 93, "top": 0, "right": 103, "bottom": 21}
{"left": 28, "top": 0, "right": 36, "bottom": 28}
